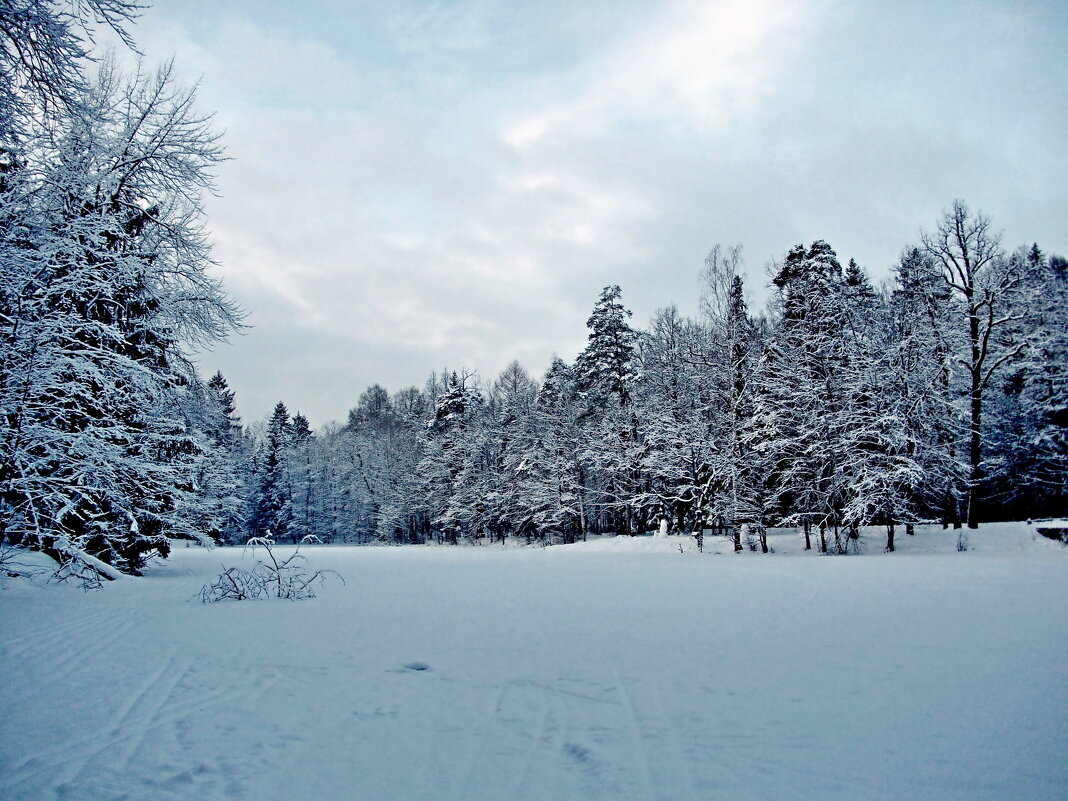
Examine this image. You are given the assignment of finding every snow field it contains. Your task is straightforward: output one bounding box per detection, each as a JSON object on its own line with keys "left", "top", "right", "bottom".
{"left": 1, "top": 523, "right": 1066, "bottom": 801}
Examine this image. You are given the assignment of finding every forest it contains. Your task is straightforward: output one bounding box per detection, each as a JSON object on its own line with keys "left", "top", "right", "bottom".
{"left": 225, "top": 229, "right": 1068, "bottom": 554}
{"left": 1, "top": 2, "right": 1066, "bottom": 580}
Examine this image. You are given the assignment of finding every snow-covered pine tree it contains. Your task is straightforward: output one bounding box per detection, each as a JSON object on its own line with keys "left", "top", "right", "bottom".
{"left": 505, "top": 358, "right": 588, "bottom": 543}
{"left": 575, "top": 285, "right": 637, "bottom": 410}
{"left": 250, "top": 402, "right": 294, "bottom": 541}
{"left": 834, "top": 264, "right": 925, "bottom": 551}
{"left": 182, "top": 372, "right": 250, "bottom": 545}
{"left": 757, "top": 241, "right": 851, "bottom": 550}
{"left": 286, "top": 412, "right": 320, "bottom": 542}
{"left": 889, "top": 247, "right": 968, "bottom": 526}
{"left": 984, "top": 244, "right": 1068, "bottom": 517}
{"left": 417, "top": 372, "right": 485, "bottom": 543}
{"left": 206, "top": 373, "right": 242, "bottom": 444}
{"left": 574, "top": 285, "right": 642, "bottom": 534}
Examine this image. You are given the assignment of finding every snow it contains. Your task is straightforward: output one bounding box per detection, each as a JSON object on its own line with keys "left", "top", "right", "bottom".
{"left": 1, "top": 523, "right": 1066, "bottom": 801}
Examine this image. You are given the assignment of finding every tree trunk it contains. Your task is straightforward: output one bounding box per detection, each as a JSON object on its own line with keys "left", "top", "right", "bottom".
{"left": 886, "top": 523, "right": 895, "bottom": 552}
{"left": 966, "top": 302, "right": 983, "bottom": 529}
{"left": 967, "top": 377, "right": 982, "bottom": 529}
{"left": 803, "top": 521, "right": 811, "bottom": 551}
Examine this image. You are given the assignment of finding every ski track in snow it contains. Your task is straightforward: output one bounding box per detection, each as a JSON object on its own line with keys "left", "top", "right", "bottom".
{"left": 1, "top": 523, "right": 1067, "bottom": 801}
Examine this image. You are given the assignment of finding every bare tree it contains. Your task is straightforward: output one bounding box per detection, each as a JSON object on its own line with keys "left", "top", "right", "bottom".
{"left": 0, "top": 0, "right": 140, "bottom": 138}
{"left": 921, "top": 200, "right": 1027, "bottom": 528}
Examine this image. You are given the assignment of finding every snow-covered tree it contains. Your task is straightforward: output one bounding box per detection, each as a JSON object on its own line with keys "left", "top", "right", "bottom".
{"left": 920, "top": 201, "right": 1029, "bottom": 528}
{"left": 506, "top": 358, "right": 588, "bottom": 543}
{"left": 250, "top": 402, "right": 293, "bottom": 540}
{"left": 753, "top": 241, "right": 852, "bottom": 550}
{"left": 697, "top": 245, "right": 761, "bottom": 548}
{"left": 632, "top": 305, "right": 717, "bottom": 538}
{"left": 984, "top": 245, "right": 1068, "bottom": 517}
{"left": 572, "top": 285, "right": 643, "bottom": 534}
{"left": 575, "top": 285, "right": 637, "bottom": 409}
{"left": 888, "top": 247, "right": 968, "bottom": 526}
{"left": 372, "top": 385, "right": 430, "bottom": 542}
{"left": 0, "top": 58, "right": 239, "bottom": 576}
{"left": 416, "top": 372, "right": 488, "bottom": 543}
{"left": 0, "top": 0, "right": 138, "bottom": 141}
{"left": 183, "top": 372, "right": 250, "bottom": 544}
{"left": 834, "top": 272, "right": 925, "bottom": 551}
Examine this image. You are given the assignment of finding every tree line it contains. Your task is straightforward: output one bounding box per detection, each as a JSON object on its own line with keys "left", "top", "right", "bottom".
{"left": 226, "top": 217, "right": 1066, "bottom": 553}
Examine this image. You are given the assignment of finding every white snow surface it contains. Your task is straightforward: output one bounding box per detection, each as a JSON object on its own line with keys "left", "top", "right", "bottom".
{"left": 2, "top": 523, "right": 1066, "bottom": 801}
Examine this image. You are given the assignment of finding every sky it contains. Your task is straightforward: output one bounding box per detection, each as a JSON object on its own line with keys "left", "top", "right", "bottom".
{"left": 102, "top": 0, "right": 1067, "bottom": 426}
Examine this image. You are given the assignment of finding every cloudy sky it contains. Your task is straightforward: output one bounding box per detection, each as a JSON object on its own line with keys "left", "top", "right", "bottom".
{"left": 112, "top": 0, "right": 1066, "bottom": 426}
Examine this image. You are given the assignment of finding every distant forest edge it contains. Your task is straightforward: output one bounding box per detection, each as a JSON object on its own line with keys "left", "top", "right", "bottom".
{"left": 227, "top": 226, "right": 1066, "bottom": 554}
{"left": 1, "top": 3, "right": 1065, "bottom": 581}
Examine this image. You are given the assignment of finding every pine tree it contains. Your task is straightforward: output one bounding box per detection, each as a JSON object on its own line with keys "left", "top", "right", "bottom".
{"left": 417, "top": 372, "right": 485, "bottom": 543}
{"left": 985, "top": 245, "right": 1068, "bottom": 516}
{"left": 758, "top": 241, "right": 851, "bottom": 550}
{"left": 575, "top": 285, "right": 637, "bottom": 408}
{"left": 835, "top": 274, "right": 924, "bottom": 550}
{"left": 251, "top": 402, "right": 293, "bottom": 541}
{"left": 506, "top": 358, "right": 588, "bottom": 543}
{"left": 287, "top": 412, "right": 319, "bottom": 541}
{"left": 573, "top": 285, "right": 642, "bottom": 534}
{"left": 188, "top": 372, "right": 250, "bottom": 544}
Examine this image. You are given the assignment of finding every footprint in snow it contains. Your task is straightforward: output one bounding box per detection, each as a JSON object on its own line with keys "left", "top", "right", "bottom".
{"left": 402, "top": 661, "right": 431, "bottom": 672}
{"left": 564, "top": 742, "right": 592, "bottom": 763}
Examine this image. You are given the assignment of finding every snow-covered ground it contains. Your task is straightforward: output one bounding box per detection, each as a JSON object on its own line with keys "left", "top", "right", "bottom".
{"left": 2, "top": 523, "right": 1066, "bottom": 801}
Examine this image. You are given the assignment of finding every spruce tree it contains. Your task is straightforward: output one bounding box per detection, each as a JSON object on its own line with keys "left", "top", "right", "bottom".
{"left": 760, "top": 241, "right": 850, "bottom": 550}
{"left": 189, "top": 372, "right": 250, "bottom": 544}
{"left": 251, "top": 402, "right": 293, "bottom": 541}
{"left": 507, "top": 358, "right": 588, "bottom": 543}
{"left": 575, "top": 285, "right": 637, "bottom": 408}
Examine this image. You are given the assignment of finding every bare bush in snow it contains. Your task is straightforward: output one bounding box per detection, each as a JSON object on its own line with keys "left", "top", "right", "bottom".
{"left": 199, "top": 536, "right": 342, "bottom": 602}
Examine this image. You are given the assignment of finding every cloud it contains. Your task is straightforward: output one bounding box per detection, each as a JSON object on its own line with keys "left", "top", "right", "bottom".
{"left": 503, "top": 0, "right": 815, "bottom": 148}
{"left": 119, "top": 0, "right": 1067, "bottom": 426}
